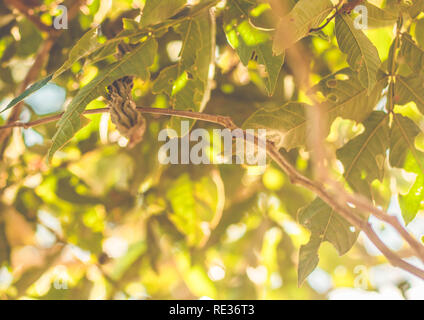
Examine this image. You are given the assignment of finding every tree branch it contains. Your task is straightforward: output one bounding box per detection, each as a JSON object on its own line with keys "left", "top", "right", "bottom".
{"left": 0, "top": 107, "right": 237, "bottom": 130}
{"left": 2, "top": 0, "right": 423, "bottom": 284}
{"left": 1, "top": 106, "right": 424, "bottom": 280}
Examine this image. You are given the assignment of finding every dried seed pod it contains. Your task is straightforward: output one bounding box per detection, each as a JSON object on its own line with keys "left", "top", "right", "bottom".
{"left": 107, "top": 76, "right": 146, "bottom": 148}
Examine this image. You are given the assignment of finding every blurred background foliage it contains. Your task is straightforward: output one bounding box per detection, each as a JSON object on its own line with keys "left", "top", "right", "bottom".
{"left": 0, "top": 0, "right": 423, "bottom": 300}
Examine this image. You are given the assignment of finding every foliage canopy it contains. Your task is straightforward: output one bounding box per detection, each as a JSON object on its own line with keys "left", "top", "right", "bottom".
{"left": 1, "top": 0, "right": 424, "bottom": 299}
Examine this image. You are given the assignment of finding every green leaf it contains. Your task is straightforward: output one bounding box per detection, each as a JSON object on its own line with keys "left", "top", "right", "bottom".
{"left": 166, "top": 174, "right": 218, "bottom": 247}
{"left": 298, "top": 198, "right": 358, "bottom": 286}
{"left": 243, "top": 69, "right": 387, "bottom": 150}
{"left": 48, "top": 38, "right": 157, "bottom": 161}
{"left": 176, "top": 14, "right": 215, "bottom": 85}
{"left": 400, "top": 33, "right": 424, "bottom": 73}
{"left": 298, "top": 236, "right": 320, "bottom": 287}
{"left": 335, "top": 14, "right": 382, "bottom": 92}
{"left": 224, "top": 0, "right": 284, "bottom": 95}
{"left": 400, "top": 152, "right": 424, "bottom": 225}
{"left": 363, "top": 2, "right": 398, "bottom": 28}
{"left": 273, "top": 0, "right": 333, "bottom": 54}
{"left": 316, "top": 69, "right": 388, "bottom": 122}
{"left": 395, "top": 76, "right": 424, "bottom": 114}
{"left": 390, "top": 114, "right": 424, "bottom": 224}
{"left": 416, "top": 18, "right": 424, "bottom": 48}
{"left": 152, "top": 11, "right": 215, "bottom": 131}
{"left": 390, "top": 114, "right": 423, "bottom": 169}
{"left": 0, "top": 74, "right": 52, "bottom": 114}
{"left": 242, "top": 102, "right": 309, "bottom": 150}
{"left": 53, "top": 28, "right": 104, "bottom": 79}
{"left": 88, "top": 40, "right": 119, "bottom": 65}
{"left": 337, "top": 111, "right": 390, "bottom": 197}
{"left": 140, "top": 0, "right": 187, "bottom": 28}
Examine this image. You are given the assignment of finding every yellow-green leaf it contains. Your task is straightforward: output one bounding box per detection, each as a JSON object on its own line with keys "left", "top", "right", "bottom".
{"left": 298, "top": 198, "right": 358, "bottom": 286}
{"left": 395, "top": 76, "right": 424, "bottom": 115}
{"left": 224, "top": 0, "right": 284, "bottom": 95}
{"left": 363, "top": 2, "right": 398, "bottom": 28}
{"left": 337, "top": 111, "right": 389, "bottom": 197}
{"left": 243, "top": 69, "right": 387, "bottom": 151}
{"left": 53, "top": 28, "right": 104, "bottom": 79}
{"left": 400, "top": 33, "right": 424, "bottom": 73}
{"left": 390, "top": 114, "right": 424, "bottom": 224}
{"left": 140, "top": 0, "right": 187, "bottom": 28}
{"left": 273, "top": 0, "right": 333, "bottom": 54}
{"left": 335, "top": 14, "right": 382, "bottom": 92}
{"left": 152, "top": 11, "right": 215, "bottom": 132}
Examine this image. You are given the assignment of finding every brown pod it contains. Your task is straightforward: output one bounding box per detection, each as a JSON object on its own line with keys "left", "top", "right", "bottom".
{"left": 107, "top": 76, "right": 146, "bottom": 148}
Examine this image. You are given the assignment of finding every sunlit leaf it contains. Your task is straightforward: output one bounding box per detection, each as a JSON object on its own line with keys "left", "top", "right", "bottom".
{"left": 166, "top": 174, "right": 204, "bottom": 247}
{"left": 416, "top": 18, "right": 424, "bottom": 48}
{"left": 243, "top": 69, "right": 387, "bottom": 150}
{"left": 166, "top": 174, "right": 218, "bottom": 247}
{"left": 140, "top": 0, "right": 187, "bottom": 27}
{"left": 390, "top": 114, "right": 423, "bottom": 169}
{"left": 273, "top": 0, "right": 333, "bottom": 54}
{"left": 242, "top": 102, "right": 309, "bottom": 150}
{"left": 390, "top": 114, "right": 424, "bottom": 224}
{"left": 335, "top": 14, "right": 382, "bottom": 92}
{"left": 224, "top": 0, "right": 284, "bottom": 95}
{"left": 400, "top": 33, "right": 424, "bottom": 73}
{"left": 399, "top": 152, "right": 424, "bottom": 225}
{"left": 316, "top": 69, "right": 387, "bottom": 122}
{"left": 53, "top": 28, "right": 104, "bottom": 79}
{"left": 337, "top": 111, "right": 390, "bottom": 197}
{"left": 363, "top": 2, "right": 398, "bottom": 28}
{"left": 152, "top": 11, "right": 215, "bottom": 131}
{"left": 395, "top": 75, "right": 424, "bottom": 114}
{"left": 0, "top": 75, "right": 52, "bottom": 114}
{"left": 298, "top": 198, "right": 358, "bottom": 286}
